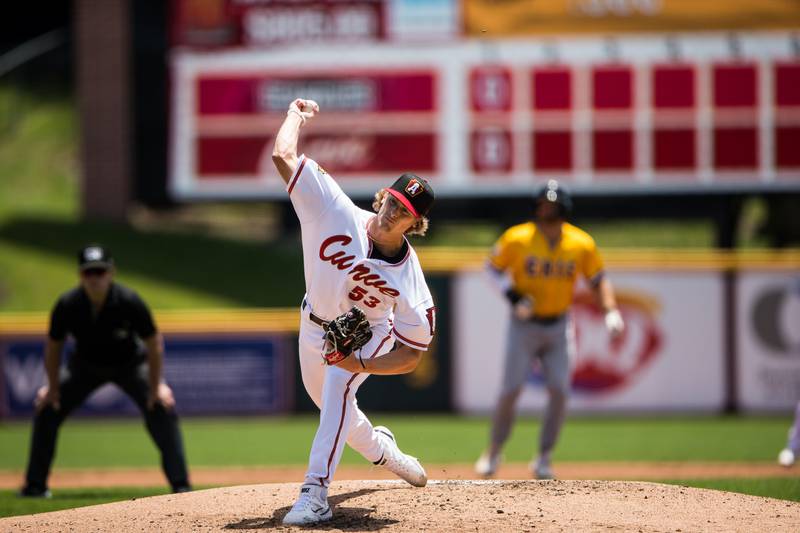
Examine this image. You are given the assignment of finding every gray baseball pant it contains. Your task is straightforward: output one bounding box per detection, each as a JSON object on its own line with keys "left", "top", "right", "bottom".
{"left": 788, "top": 400, "right": 800, "bottom": 452}
{"left": 490, "top": 315, "right": 574, "bottom": 457}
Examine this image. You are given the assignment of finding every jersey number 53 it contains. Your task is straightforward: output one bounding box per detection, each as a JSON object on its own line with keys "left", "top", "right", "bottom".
{"left": 348, "top": 285, "right": 381, "bottom": 308}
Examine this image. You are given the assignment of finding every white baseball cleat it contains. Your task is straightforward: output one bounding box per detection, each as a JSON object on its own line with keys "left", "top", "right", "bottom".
{"left": 282, "top": 484, "right": 333, "bottom": 525}
{"left": 474, "top": 451, "right": 501, "bottom": 477}
{"left": 778, "top": 448, "right": 795, "bottom": 468}
{"left": 374, "top": 426, "right": 427, "bottom": 487}
{"left": 531, "top": 458, "right": 555, "bottom": 480}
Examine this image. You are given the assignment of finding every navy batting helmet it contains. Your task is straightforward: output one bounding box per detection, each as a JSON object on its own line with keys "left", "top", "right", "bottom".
{"left": 535, "top": 179, "right": 572, "bottom": 218}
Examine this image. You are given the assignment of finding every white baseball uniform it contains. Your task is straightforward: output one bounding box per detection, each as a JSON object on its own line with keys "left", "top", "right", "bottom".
{"left": 287, "top": 154, "right": 436, "bottom": 487}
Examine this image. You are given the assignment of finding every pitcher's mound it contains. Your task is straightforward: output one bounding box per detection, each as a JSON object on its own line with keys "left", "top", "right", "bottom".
{"left": 3, "top": 479, "right": 799, "bottom": 532}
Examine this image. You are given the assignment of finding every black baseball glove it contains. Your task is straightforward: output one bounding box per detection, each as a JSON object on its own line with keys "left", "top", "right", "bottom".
{"left": 322, "top": 306, "right": 373, "bottom": 365}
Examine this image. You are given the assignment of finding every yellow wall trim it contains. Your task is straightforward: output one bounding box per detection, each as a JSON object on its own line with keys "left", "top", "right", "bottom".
{"left": 0, "top": 309, "right": 301, "bottom": 336}
{"left": 416, "top": 247, "right": 800, "bottom": 273}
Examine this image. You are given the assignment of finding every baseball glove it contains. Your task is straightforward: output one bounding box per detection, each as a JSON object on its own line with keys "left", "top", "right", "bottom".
{"left": 322, "top": 306, "right": 373, "bottom": 365}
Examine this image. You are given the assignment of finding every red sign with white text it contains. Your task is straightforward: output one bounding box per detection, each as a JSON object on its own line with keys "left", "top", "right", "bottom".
{"left": 171, "top": 0, "right": 384, "bottom": 47}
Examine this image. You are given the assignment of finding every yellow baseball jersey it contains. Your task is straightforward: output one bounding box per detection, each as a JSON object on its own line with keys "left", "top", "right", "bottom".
{"left": 489, "top": 222, "right": 604, "bottom": 317}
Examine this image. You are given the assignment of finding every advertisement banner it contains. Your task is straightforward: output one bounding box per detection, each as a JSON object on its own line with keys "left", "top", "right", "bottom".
{"left": 170, "top": 32, "right": 800, "bottom": 200}
{"left": 736, "top": 273, "right": 800, "bottom": 411}
{"left": 464, "top": 0, "right": 800, "bottom": 36}
{"left": 1, "top": 336, "right": 293, "bottom": 417}
{"left": 453, "top": 271, "right": 726, "bottom": 412}
{"left": 171, "top": 0, "right": 386, "bottom": 47}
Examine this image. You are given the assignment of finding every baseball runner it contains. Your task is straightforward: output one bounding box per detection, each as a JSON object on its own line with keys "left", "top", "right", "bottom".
{"left": 272, "top": 98, "right": 436, "bottom": 525}
{"left": 474, "top": 180, "right": 624, "bottom": 480}
{"left": 18, "top": 245, "right": 191, "bottom": 497}
{"left": 778, "top": 400, "right": 800, "bottom": 467}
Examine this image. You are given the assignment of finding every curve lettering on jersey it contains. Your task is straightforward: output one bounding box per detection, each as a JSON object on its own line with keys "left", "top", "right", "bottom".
{"left": 319, "top": 235, "right": 401, "bottom": 297}
{"left": 319, "top": 235, "right": 356, "bottom": 270}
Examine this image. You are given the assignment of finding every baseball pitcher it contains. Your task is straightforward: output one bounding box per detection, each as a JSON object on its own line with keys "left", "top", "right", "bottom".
{"left": 475, "top": 180, "right": 625, "bottom": 480}
{"left": 272, "top": 98, "right": 437, "bottom": 525}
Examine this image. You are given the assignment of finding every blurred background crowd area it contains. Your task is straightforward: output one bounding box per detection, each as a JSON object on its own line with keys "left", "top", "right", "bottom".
{"left": 0, "top": 0, "right": 798, "bottom": 419}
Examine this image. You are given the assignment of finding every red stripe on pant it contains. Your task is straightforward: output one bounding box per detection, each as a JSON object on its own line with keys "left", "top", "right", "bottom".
{"left": 318, "top": 334, "right": 392, "bottom": 485}
{"left": 319, "top": 374, "right": 358, "bottom": 486}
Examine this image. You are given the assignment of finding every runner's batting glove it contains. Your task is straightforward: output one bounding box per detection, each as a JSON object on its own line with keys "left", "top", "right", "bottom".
{"left": 322, "top": 306, "right": 373, "bottom": 366}
{"left": 506, "top": 289, "right": 535, "bottom": 321}
{"left": 287, "top": 98, "right": 320, "bottom": 125}
{"left": 604, "top": 308, "right": 625, "bottom": 337}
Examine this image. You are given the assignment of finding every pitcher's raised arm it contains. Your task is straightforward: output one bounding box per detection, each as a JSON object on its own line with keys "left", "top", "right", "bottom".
{"left": 272, "top": 98, "right": 319, "bottom": 184}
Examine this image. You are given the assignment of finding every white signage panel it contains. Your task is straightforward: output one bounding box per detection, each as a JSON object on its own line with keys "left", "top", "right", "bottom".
{"left": 454, "top": 271, "right": 726, "bottom": 412}
{"left": 737, "top": 273, "right": 800, "bottom": 411}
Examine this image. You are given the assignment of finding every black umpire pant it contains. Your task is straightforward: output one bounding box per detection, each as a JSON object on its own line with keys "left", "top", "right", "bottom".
{"left": 24, "top": 357, "right": 190, "bottom": 492}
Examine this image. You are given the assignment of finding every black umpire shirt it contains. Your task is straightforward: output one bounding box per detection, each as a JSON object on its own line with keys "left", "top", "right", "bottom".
{"left": 48, "top": 282, "right": 157, "bottom": 368}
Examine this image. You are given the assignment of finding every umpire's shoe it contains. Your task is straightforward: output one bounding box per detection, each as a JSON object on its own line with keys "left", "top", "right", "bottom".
{"left": 282, "top": 484, "right": 333, "bottom": 525}
{"left": 373, "top": 426, "right": 427, "bottom": 487}
{"left": 17, "top": 485, "right": 52, "bottom": 498}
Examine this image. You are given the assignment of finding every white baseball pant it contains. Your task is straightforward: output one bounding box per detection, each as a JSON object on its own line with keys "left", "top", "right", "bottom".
{"left": 297, "top": 302, "right": 394, "bottom": 487}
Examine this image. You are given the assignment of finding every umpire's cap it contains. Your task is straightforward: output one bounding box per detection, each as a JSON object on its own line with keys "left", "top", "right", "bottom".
{"left": 78, "top": 244, "right": 114, "bottom": 271}
{"left": 386, "top": 173, "right": 435, "bottom": 218}
{"left": 535, "top": 179, "right": 572, "bottom": 217}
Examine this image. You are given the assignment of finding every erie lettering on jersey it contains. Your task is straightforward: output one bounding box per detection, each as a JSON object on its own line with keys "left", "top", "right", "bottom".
{"left": 524, "top": 257, "right": 577, "bottom": 278}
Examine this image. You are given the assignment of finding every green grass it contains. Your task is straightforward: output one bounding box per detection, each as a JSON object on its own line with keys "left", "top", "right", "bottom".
{"left": 581, "top": 219, "right": 715, "bottom": 248}
{"left": 662, "top": 478, "right": 800, "bottom": 503}
{"left": 0, "top": 217, "right": 306, "bottom": 310}
{"left": 0, "top": 415, "right": 792, "bottom": 470}
{"left": 0, "top": 487, "right": 170, "bottom": 518}
{"left": 552, "top": 416, "right": 791, "bottom": 462}
{"left": 0, "top": 85, "right": 78, "bottom": 224}
{"left": 423, "top": 219, "right": 716, "bottom": 249}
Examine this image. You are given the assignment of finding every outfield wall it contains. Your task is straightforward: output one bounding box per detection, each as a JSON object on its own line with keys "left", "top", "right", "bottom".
{"left": 0, "top": 334, "right": 295, "bottom": 418}
{"left": 1, "top": 249, "right": 798, "bottom": 416}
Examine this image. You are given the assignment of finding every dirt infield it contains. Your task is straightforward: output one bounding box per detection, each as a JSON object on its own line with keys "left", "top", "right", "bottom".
{"left": 3, "top": 479, "right": 800, "bottom": 532}
{"left": 0, "top": 461, "right": 795, "bottom": 489}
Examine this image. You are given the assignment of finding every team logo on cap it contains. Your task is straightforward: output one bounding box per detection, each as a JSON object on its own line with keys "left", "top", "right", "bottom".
{"left": 405, "top": 179, "right": 423, "bottom": 197}
{"left": 85, "top": 247, "right": 103, "bottom": 261}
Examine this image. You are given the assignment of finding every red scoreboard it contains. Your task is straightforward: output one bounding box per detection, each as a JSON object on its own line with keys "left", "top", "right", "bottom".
{"left": 169, "top": 32, "right": 800, "bottom": 199}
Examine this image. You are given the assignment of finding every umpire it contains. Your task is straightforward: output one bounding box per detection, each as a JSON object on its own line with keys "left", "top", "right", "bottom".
{"left": 19, "top": 245, "right": 191, "bottom": 497}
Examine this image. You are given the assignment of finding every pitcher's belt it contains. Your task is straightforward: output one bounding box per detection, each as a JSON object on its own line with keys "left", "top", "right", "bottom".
{"left": 301, "top": 299, "right": 327, "bottom": 328}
